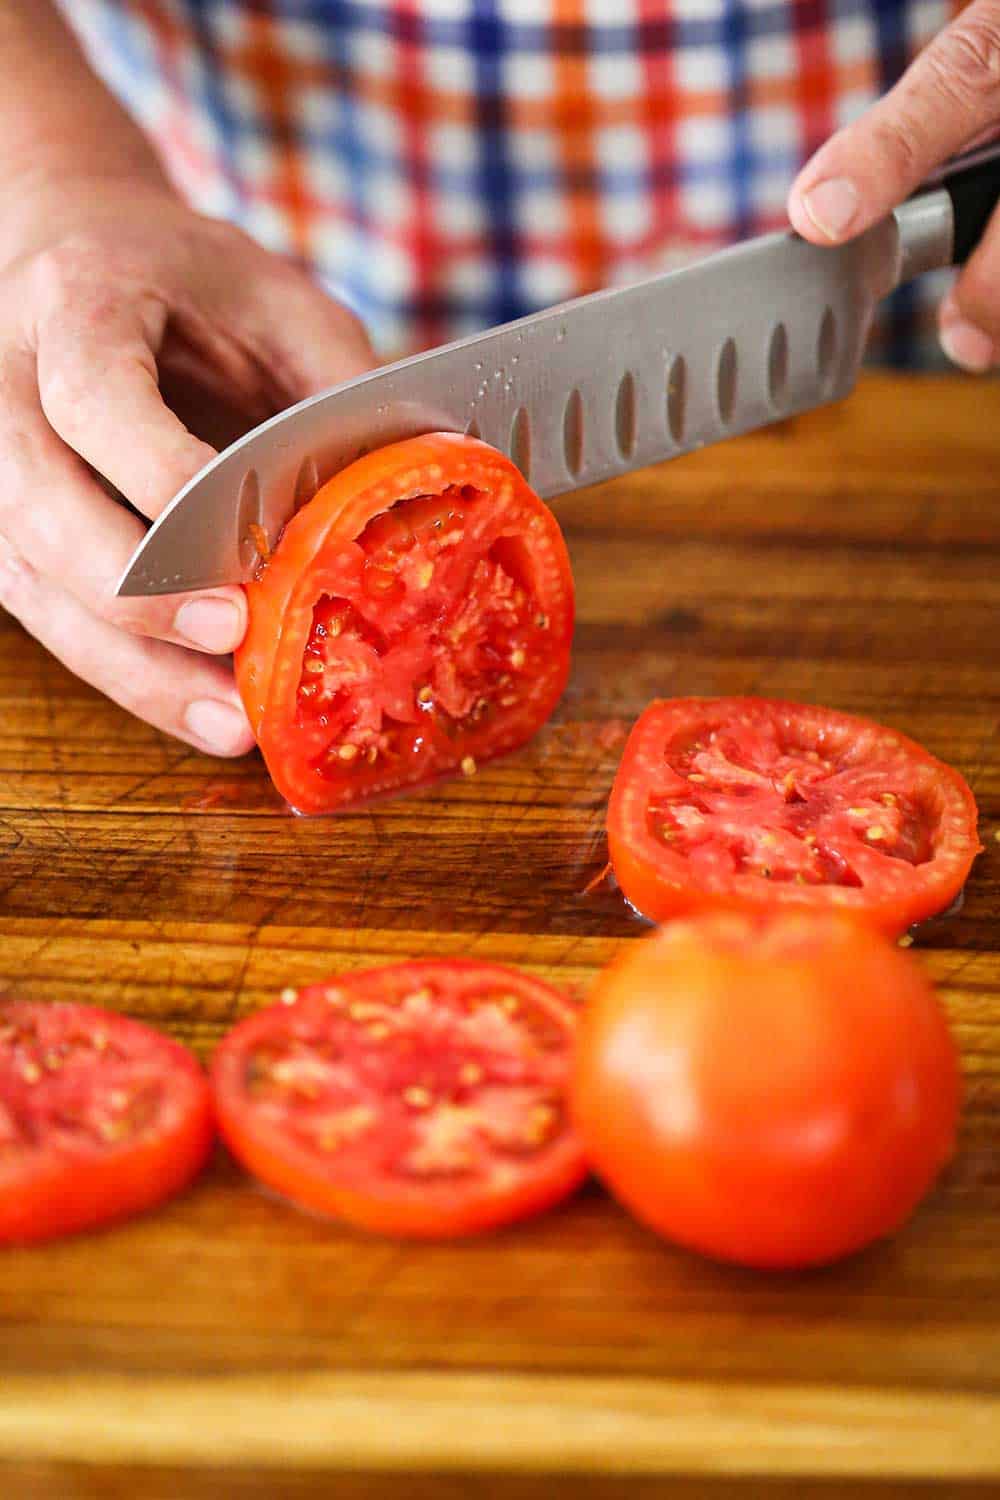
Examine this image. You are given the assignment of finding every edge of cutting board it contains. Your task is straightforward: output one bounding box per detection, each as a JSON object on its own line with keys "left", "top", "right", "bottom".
{"left": 0, "top": 1371, "right": 998, "bottom": 1477}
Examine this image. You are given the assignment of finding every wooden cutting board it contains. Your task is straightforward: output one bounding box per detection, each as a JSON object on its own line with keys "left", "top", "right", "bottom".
{"left": 1, "top": 373, "right": 998, "bottom": 1499}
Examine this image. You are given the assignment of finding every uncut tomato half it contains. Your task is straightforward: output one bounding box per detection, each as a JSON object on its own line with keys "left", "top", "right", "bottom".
{"left": 608, "top": 698, "right": 981, "bottom": 936}
{"left": 0, "top": 1002, "right": 214, "bottom": 1245}
{"left": 212, "top": 961, "right": 586, "bottom": 1238}
{"left": 235, "top": 434, "right": 574, "bottom": 813}
{"left": 571, "top": 910, "right": 960, "bottom": 1269}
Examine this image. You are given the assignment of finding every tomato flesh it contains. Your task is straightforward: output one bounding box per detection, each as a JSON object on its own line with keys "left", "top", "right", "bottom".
{"left": 571, "top": 909, "right": 961, "bottom": 1269}
{"left": 0, "top": 1002, "right": 213, "bottom": 1245}
{"left": 235, "top": 435, "right": 573, "bottom": 813}
{"left": 609, "top": 698, "right": 981, "bottom": 934}
{"left": 212, "top": 961, "right": 587, "bottom": 1237}
{"left": 297, "top": 485, "right": 553, "bottom": 783}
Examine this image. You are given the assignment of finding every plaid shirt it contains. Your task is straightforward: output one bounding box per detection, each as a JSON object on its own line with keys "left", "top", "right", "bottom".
{"left": 64, "top": 0, "right": 960, "bottom": 365}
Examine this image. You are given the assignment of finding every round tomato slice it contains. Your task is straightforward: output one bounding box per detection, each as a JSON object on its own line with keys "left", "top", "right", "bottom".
{"left": 212, "top": 960, "right": 587, "bottom": 1237}
{"left": 235, "top": 434, "right": 574, "bottom": 813}
{"left": 608, "top": 697, "right": 981, "bottom": 935}
{"left": 572, "top": 909, "right": 960, "bottom": 1269}
{"left": 0, "top": 1001, "right": 214, "bottom": 1245}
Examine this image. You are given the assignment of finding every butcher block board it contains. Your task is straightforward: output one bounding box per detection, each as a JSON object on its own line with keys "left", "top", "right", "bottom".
{"left": 0, "top": 373, "right": 999, "bottom": 1499}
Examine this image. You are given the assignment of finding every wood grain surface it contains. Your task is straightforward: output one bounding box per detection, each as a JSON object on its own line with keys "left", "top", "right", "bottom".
{"left": 1, "top": 373, "right": 999, "bottom": 1498}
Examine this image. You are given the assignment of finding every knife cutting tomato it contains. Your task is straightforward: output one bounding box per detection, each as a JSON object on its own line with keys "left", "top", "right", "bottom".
{"left": 608, "top": 698, "right": 981, "bottom": 936}
{"left": 0, "top": 1001, "right": 213, "bottom": 1245}
{"left": 212, "top": 960, "right": 586, "bottom": 1237}
{"left": 235, "top": 434, "right": 574, "bottom": 813}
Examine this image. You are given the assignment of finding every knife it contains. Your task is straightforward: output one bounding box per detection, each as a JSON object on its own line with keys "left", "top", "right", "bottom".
{"left": 117, "top": 150, "right": 1000, "bottom": 598}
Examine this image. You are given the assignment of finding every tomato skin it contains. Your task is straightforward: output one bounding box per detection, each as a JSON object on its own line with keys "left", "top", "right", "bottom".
{"left": 0, "top": 1003, "right": 214, "bottom": 1246}
{"left": 212, "top": 960, "right": 587, "bottom": 1239}
{"left": 571, "top": 911, "right": 960, "bottom": 1269}
{"left": 608, "top": 698, "right": 981, "bottom": 936}
{"left": 235, "top": 434, "right": 574, "bottom": 814}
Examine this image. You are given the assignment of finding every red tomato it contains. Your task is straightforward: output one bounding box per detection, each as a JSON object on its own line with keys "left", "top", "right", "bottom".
{"left": 212, "top": 960, "right": 586, "bottom": 1238}
{"left": 235, "top": 434, "right": 574, "bottom": 813}
{"left": 572, "top": 910, "right": 960, "bottom": 1269}
{"left": 0, "top": 1002, "right": 214, "bottom": 1245}
{"left": 608, "top": 697, "right": 980, "bottom": 936}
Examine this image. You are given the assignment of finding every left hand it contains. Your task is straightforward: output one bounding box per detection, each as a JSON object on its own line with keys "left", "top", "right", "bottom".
{"left": 787, "top": 0, "right": 1000, "bottom": 371}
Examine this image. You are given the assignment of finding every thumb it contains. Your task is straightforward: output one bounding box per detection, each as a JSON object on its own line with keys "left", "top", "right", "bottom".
{"left": 788, "top": 0, "right": 1000, "bottom": 243}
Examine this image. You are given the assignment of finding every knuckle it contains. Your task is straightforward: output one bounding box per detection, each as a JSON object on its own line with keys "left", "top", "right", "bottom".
{"left": 30, "top": 235, "right": 104, "bottom": 304}
{"left": 933, "top": 15, "right": 1000, "bottom": 98}
{"left": 0, "top": 539, "right": 35, "bottom": 618}
{"left": 867, "top": 114, "right": 924, "bottom": 184}
{"left": 36, "top": 356, "right": 89, "bottom": 424}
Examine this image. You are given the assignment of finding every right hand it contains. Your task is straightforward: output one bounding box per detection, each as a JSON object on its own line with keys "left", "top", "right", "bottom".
{"left": 0, "top": 176, "right": 375, "bottom": 756}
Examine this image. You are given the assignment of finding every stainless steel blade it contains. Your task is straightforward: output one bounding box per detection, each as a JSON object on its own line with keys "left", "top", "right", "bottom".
{"left": 116, "top": 195, "right": 944, "bottom": 597}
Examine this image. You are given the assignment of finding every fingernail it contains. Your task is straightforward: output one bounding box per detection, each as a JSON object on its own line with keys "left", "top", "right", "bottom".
{"left": 174, "top": 596, "right": 243, "bottom": 653}
{"left": 184, "top": 698, "right": 252, "bottom": 755}
{"left": 801, "top": 178, "right": 860, "bottom": 240}
{"left": 940, "top": 315, "right": 995, "bottom": 373}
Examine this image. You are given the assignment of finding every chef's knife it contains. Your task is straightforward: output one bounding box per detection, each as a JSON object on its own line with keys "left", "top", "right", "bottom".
{"left": 117, "top": 151, "right": 1000, "bottom": 598}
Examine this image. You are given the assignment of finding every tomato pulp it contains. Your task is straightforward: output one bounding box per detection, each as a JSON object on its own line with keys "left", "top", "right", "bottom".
{"left": 212, "top": 960, "right": 587, "bottom": 1237}
{"left": 235, "top": 434, "right": 574, "bottom": 813}
{"left": 0, "top": 1002, "right": 214, "bottom": 1245}
{"left": 608, "top": 697, "right": 980, "bottom": 935}
{"left": 571, "top": 909, "right": 960, "bottom": 1269}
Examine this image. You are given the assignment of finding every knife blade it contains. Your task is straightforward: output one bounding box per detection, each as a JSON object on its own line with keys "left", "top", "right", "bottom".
{"left": 116, "top": 153, "right": 998, "bottom": 599}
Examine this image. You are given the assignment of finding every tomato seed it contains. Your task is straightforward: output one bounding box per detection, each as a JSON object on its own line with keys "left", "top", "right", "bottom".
{"left": 404, "top": 1086, "right": 433, "bottom": 1110}
{"left": 280, "top": 988, "right": 298, "bottom": 1005}
{"left": 416, "top": 685, "right": 433, "bottom": 705}
{"left": 510, "top": 649, "right": 526, "bottom": 668}
{"left": 338, "top": 745, "right": 359, "bottom": 762}
{"left": 461, "top": 756, "right": 477, "bottom": 777}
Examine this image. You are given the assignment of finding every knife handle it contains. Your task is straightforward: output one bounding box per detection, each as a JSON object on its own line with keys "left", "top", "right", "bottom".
{"left": 940, "top": 150, "right": 1000, "bottom": 264}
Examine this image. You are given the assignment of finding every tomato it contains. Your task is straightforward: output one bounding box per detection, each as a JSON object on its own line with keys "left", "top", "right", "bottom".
{"left": 572, "top": 909, "right": 960, "bottom": 1269}
{"left": 235, "top": 434, "right": 574, "bottom": 813}
{"left": 0, "top": 1002, "right": 214, "bottom": 1245}
{"left": 212, "top": 960, "right": 586, "bottom": 1238}
{"left": 608, "top": 697, "right": 980, "bottom": 935}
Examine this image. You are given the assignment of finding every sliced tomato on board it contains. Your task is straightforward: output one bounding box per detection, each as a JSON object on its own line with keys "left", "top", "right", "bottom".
{"left": 235, "top": 434, "right": 574, "bottom": 814}
{"left": 608, "top": 698, "right": 981, "bottom": 935}
{"left": 0, "top": 1002, "right": 214, "bottom": 1245}
{"left": 571, "top": 909, "right": 960, "bottom": 1269}
{"left": 212, "top": 961, "right": 586, "bottom": 1238}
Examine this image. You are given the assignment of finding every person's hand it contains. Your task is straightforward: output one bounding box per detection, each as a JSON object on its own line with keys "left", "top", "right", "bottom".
{"left": 788, "top": 0, "right": 1000, "bottom": 372}
{"left": 0, "top": 177, "right": 374, "bottom": 755}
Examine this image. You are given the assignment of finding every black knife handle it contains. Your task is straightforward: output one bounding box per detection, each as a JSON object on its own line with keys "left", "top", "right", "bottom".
{"left": 939, "top": 149, "right": 1000, "bottom": 264}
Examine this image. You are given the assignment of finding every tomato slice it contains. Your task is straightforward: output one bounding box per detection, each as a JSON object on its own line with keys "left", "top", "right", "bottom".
{"left": 211, "top": 960, "right": 587, "bottom": 1237}
{"left": 235, "top": 434, "right": 574, "bottom": 813}
{"left": 608, "top": 697, "right": 981, "bottom": 935}
{"left": 0, "top": 1002, "right": 214, "bottom": 1245}
{"left": 571, "top": 909, "right": 960, "bottom": 1269}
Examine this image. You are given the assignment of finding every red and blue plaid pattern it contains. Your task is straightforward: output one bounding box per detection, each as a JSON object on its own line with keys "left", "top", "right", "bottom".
{"left": 64, "top": 0, "right": 961, "bottom": 364}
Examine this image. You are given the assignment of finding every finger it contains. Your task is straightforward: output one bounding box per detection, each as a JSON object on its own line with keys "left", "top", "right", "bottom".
{"left": 28, "top": 242, "right": 218, "bottom": 519}
{"left": 0, "top": 538, "right": 255, "bottom": 756}
{"left": 239, "top": 265, "right": 377, "bottom": 397}
{"left": 940, "top": 205, "right": 1000, "bottom": 368}
{"left": 789, "top": 0, "right": 1000, "bottom": 243}
{"left": 0, "top": 348, "right": 247, "bottom": 653}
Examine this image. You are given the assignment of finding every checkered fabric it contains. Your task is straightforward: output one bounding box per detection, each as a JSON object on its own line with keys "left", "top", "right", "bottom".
{"left": 62, "top": 0, "right": 962, "bottom": 364}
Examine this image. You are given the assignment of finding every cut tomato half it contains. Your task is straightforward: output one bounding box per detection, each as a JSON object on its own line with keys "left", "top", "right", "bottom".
{"left": 212, "top": 960, "right": 586, "bottom": 1237}
{"left": 235, "top": 434, "right": 574, "bottom": 813}
{"left": 608, "top": 698, "right": 981, "bottom": 935}
{"left": 0, "top": 1001, "right": 214, "bottom": 1245}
